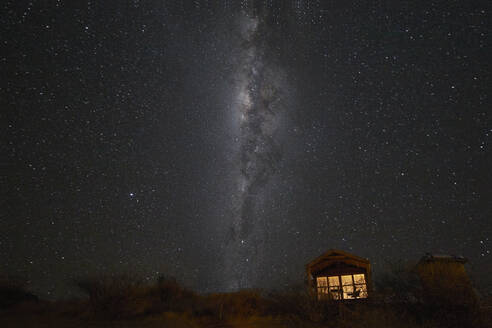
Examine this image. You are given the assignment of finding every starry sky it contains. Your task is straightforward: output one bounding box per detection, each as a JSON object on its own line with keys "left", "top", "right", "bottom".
{"left": 1, "top": 1, "right": 491, "bottom": 298}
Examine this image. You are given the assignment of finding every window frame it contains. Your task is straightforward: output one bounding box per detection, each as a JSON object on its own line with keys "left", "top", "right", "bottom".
{"left": 315, "top": 273, "right": 368, "bottom": 300}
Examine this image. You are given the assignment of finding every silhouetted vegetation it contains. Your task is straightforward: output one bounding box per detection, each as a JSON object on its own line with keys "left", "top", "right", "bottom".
{"left": 374, "top": 261, "right": 483, "bottom": 328}
{"left": 74, "top": 274, "right": 200, "bottom": 319}
{"left": 0, "top": 277, "right": 38, "bottom": 309}
{"left": 0, "top": 268, "right": 491, "bottom": 327}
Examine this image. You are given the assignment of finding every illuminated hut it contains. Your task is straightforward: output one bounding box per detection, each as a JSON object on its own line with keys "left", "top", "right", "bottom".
{"left": 306, "top": 249, "right": 370, "bottom": 301}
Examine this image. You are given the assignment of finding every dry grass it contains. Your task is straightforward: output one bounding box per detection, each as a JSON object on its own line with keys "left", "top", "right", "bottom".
{"left": 0, "top": 271, "right": 491, "bottom": 328}
{"left": 74, "top": 274, "right": 200, "bottom": 319}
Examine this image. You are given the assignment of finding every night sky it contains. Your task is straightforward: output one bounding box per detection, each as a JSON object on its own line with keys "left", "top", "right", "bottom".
{"left": 2, "top": 1, "right": 490, "bottom": 298}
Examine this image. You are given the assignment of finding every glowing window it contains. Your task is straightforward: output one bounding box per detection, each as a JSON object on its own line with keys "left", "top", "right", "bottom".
{"left": 317, "top": 276, "right": 328, "bottom": 287}
{"left": 326, "top": 276, "right": 340, "bottom": 300}
{"left": 353, "top": 274, "right": 366, "bottom": 284}
{"left": 328, "top": 276, "right": 340, "bottom": 286}
{"left": 315, "top": 274, "right": 368, "bottom": 300}
{"left": 316, "top": 277, "right": 329, "bottom": 300}
{"left": 353, "top": 274, "right": 368, "bottom": 298}
{"left": 341, "top": 275, "right": 353, "bottom": 285}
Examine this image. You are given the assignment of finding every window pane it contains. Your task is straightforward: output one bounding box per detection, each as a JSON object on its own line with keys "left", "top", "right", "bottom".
{"left": 341, "top": 275, "right": 353, "bottom": 286}
{"left": 316, "top": 276, "right": 328, "bottom": 287}
{"left": 343, "top": 285, "right": 354, "bottom": 299}
{"left": 328, "top": 276, "right": 340, "bottom": 287}
{"left": 330, "top": 287, "right": 341, "bottom": 300}
{"left": 354, "top": 283, "right": 368, "bottom": 298}
{"left": 317, "top": 277, "right": 329, "bottom": 300}
{"left": 353, "top": 274, "right": 366, "bottom": 284}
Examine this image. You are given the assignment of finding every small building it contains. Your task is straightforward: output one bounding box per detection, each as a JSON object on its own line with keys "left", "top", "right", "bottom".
{"left": 417, "top": 253, "right": 469, "bottom": 280}
{"left": 306, "top": 249, "right": 371, "bottom": 300}
{"left": 416, "top": 253, "right": 476, "bottom": 305}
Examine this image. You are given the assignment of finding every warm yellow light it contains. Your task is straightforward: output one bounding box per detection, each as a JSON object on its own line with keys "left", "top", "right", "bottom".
{"left": 316, "top": 274, "right": 368, "bottom": 300}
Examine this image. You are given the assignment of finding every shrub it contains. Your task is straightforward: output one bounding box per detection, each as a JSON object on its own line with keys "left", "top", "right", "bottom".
{"left": 75, "top": 274, "right": 200, "bottom": 319}
{"left": 75, "top": 273, "right": 151, "bottom": 318}
{"left": 375, "top": 261, "right": 482, "bottom": 328}
{"left": 145, "top": 276, "right": 198, "bottom": 314}
{"left": 0, "top": 277, "right": 38, "bottom": 309}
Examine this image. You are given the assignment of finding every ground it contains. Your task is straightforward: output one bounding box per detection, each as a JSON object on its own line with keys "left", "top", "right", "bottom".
{"left": 1, "top": 276, "right": 491, "bottom": 328}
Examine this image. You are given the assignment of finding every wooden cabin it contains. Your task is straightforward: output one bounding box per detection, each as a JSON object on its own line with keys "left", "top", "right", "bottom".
{"left": 416, "top": 253, "right": 476, "bottom": 304}
{"left": 306, "top": 249, "right": 371, "bottom": 301}
{"left": 417, "top": 253, "right": 469, "bottom": 282}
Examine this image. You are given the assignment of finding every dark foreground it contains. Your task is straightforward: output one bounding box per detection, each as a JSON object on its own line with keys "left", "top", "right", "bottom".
{"left": 1, "top": 277, "right": 491, "bottom": 328}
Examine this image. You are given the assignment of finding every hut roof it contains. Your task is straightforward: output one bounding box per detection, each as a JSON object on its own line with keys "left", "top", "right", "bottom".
{"left": 419, "top": 253, "right": 467, "bottom": 264}
{"left": 306, "top": 249, "right": 370, "bottom": 274}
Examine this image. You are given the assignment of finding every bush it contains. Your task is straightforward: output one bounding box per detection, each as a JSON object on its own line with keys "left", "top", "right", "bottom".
{"left": 200, "top": 289, "right": 269, "bottom": 320}
{"left": 75, "top": 274, "right": 151, "bottom": 318}
{"left": 75, "top": 274, "right": 200, "bottom": 319}
{"left": 375, "top": 261, "right": 482, "bottom": 328}
{"left": 146, "top": 276, "right": 199, "bottom": 314}
{"left": 0, "top": 277, "right": 38, "bottom": 309}
{"left": 266, "top": 288, "right": 339, "bottom": 323}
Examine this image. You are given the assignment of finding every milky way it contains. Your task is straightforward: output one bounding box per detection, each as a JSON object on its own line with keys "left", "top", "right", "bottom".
{"left": 223, "top": 12, "right": 287, "bottom": 289}
{"left": 2, "top": 1, "right": 490, "bottom": 298}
